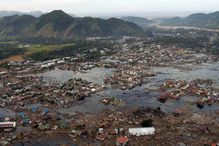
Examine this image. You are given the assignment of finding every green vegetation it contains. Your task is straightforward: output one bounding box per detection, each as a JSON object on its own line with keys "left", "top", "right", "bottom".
{"left": 0, "top": 45, "right": 25, "bottom": 59}
{"left": 0, "top": 41, "right": 18, "bottom": 44}
{"left": 26, "top": 43, "right": 74, "bottom": 54}
{"left": 0, "top": 39, "right": 74, "bottom": 60}
{"left": 27, "top": 40, "right": 116, "bottom": 61}
{"left": 17, "top": 37, "right": 75, "bottom": 45}
{"left": 151, "top": 36, "right": 208, "bottom": 48}
{"left": 0, "top": 37, "right": 116, "bottom": 61}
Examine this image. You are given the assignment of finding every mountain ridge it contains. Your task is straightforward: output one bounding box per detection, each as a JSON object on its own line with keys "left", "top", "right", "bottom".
{"left": 121, "top": 16, "right": 155, "bottom": 28}
{"left": 0, "top": 10, "right": 43, "bottom": 17}
{"left": 160, "top": 11, "right": 219, "bottom": 29}
{"left": 0, "top": 10, "right": 145, "bottom": 39}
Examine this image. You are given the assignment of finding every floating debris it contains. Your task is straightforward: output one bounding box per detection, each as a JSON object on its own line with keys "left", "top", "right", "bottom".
{"left": 99, "top": 97, "right": 124, "bottom": 106}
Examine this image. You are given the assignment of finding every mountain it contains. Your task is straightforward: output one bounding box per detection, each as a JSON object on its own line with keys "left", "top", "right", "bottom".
{"left": 0, "top": 15, "right": 37, "bottom": 36}
{"left": 121, "top": 16, "right": 155, "bottom": 28}
{"left": 0, "top": 11, "right": 43, "bottom": 17}
{"left": 27, "top": 11, "right": 44, "bottom": 17}
{"left": 160, "top": 11, "right": 219, "bottom": 29}
{"left": 0, "top": 10, "right": 145, "bottom": 39}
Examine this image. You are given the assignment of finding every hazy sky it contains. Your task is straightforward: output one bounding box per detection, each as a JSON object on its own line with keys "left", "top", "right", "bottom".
{"left": 0, "top": 0, "right": 219, "bottom": 17}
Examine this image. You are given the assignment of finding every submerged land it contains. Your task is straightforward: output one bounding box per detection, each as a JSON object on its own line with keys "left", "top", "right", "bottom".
{"left": 0, "top": 10, "right": 219, "bottom": 146}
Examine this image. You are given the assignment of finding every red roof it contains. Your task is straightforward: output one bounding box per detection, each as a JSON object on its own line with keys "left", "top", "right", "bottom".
{"left": 116, "top": 136, "right": 129, "bottom": 144}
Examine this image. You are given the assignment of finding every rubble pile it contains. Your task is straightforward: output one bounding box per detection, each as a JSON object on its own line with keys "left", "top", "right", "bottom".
{"left": 111, "top": 46, "right": 199, "bottom": 66}
{"left": 104, "top": 65, "right": 157, "bottom": 90}
{"left": 0, "top": 75, "right": 45, "bottom": 107}
{"left": 99, "top": 97, "right": 124, "bottom": 106}
{"left": 0, "top": 75, "right": 103, "bottom": 107}
{"left": 157, "top": 79, "right": 219, "bottom": 108}
{"left": 0, "top": 107, "right": 218, "bottom": 146}
{"left": 60, "top": 78, "right": 103, "bottom": 102}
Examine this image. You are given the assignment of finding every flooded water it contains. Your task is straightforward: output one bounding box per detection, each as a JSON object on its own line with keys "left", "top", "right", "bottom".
{"left": 151, "top": 63, "right": 219, "bottom": 88}
{"left": 102, "top": 58, "right": 120, "bottom": 63}
{"left": 60, "top": 63, "right": 219, "bottom": 114}
{"left": 38, "top": 67, "right": 115, "bottom": 85}
{"left": 24, "top": 103, "right": 42, "bottom": 112}
{"left": 0, "top": 108, "right": 16, "bottom": 118}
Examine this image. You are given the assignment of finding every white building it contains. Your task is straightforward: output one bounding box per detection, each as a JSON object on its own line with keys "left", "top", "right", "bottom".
{"left": 0, "top": 122, "right": 16, "bottom": 128}
{"left": 128, "top": 127, "right": 155, "bottom": 136}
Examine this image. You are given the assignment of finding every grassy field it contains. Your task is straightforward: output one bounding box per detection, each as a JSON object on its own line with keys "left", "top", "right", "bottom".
{"left": 25, "top": 43, "right": 75, "bottom": 55}
{"left": 0, "top": 41, "right": 18, "bottom": 44}
{"left": 0, "top": 41, "right": 75, "bottom": 63}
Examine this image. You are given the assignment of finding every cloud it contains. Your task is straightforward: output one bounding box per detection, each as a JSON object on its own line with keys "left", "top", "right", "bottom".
{"left": 0, "top": 0, "right": 218, "bottom": 14}
{"left": 0, "top": 0, "right": 85, "bottom": 12}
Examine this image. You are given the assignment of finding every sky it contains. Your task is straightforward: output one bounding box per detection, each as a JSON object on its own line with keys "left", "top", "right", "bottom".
{"left": 0, "top": 0, "right": 219, "bottom": 17}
